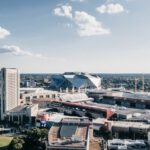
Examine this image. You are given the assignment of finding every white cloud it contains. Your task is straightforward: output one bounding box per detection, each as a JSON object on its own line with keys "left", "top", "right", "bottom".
{"left": 54, "top": 5, "right": 72, "bottom": 18}
{"left": 70, "top": 0, "right": 86, "bottom": 2}
{"left": 54, "top": 5, "right": 110, "bottom": 37}
{"left": 74, "top": 11, "right": 110, "bottom": 36}
{"left": 0, "top": 26, "right": 10, "bottom": 39}
{"left": 0, "top": 45, "right": 47, "bottom": 59}
{"left": 96, "top": 3, "right": 124, "bottom": 14}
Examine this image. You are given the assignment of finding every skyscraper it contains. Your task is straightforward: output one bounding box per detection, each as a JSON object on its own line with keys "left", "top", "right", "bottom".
{"left": 0, "top": 68, "right": 19, "bottom": 120}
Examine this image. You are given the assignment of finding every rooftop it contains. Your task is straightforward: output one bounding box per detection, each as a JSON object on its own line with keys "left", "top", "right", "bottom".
{"left": 87, "top": 102, "right": 150, "bottom": 119}
{"left": 108, "top": 139, "right": 147, "bottom": 150}
{"left": 93, "top": 118, "right": 150, "bottom": 130}
{"left": 6, "top": 105, "right": 32, "bottom": 113}
{"left": 60, "top": 93, "right": 93, "bottom": 102}
{"left": 20, "top": 87, "right": 58, "bottom": 94}
{"left": 47, "top": 119, "right": 90, "bottom": 149}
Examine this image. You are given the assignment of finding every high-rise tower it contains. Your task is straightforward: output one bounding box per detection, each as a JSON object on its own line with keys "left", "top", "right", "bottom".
{"left": 0, "top": 68, "right": 19, "bottom": 120}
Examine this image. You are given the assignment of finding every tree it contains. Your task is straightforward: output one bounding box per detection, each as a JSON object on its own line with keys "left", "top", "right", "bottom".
{"left": 9, "top": 128, "right": 48, "bottom": 150}
{"left": 99, "top": 126, "right": 112, "bottom": 140}
{"left": 40, "top": 128, "right": 48, "bottom": 141}
{"left": 9, "top": 137, "right": 24, "bottom": 150}
{"left": 24, "top": 128, "right": 48, "bottom": 150}
{"left": 13, "top": 143, "right": 23, "bottom": 150}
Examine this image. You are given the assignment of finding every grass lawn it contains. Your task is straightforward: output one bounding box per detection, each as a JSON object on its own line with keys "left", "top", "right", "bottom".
{"left": 0, "top": 136, "right": 13, "bottom": 150}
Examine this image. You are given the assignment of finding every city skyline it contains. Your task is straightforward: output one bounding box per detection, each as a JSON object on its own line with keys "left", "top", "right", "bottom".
{"left": 0, "top": 0, "right": 150, "bottom": 73}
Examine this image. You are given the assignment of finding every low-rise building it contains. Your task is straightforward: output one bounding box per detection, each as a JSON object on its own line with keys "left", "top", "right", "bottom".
{"left": 36, "top": 112, "right": 88, "bottom": 128}
{"left": 20, "top": 88, "right": 58, "bottom": 104}
{"left": 46, "top": 118, "right": 102, "bottom": 150}
{"left": 93, "top": 118, "right": 150, "bottom": 139}
{"left": 5, "top": 104, "right": 38, "bottom": 124}
{"left": 108, "top": 139, "right": 148, "bottom": 150}
{"left": 46, "top": 118, "right": 90, "bottom": 150}
{"left": 20, "top": 87, "right": 93, "bottom": 105}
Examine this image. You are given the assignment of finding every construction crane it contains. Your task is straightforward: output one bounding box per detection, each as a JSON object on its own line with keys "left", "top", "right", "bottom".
{"left": 134, "top": 78, "right": 138, "bottom": 92}
{"left": 127, "top": 77, "right": 139, "bottom": 92}
{"left": 142, "top": 75, "right": 145, "bottom": 92}
{"left": 129, "top": 76, "right": 145, "bottom": 92}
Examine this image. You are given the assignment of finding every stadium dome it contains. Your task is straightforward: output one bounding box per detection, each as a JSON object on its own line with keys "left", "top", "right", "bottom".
{"left": 48, "top": 72, "right": 101, "bottom": 90}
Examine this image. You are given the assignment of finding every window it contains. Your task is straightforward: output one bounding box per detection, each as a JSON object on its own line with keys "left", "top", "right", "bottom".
{"left": 39, "top": 95, "right": 43, "bottom": 98}
{"left": 26, "top": 97, "right": 30, "bottom": 100}
{"left": 46, "top": 95, "right": 50, "bottom": 98}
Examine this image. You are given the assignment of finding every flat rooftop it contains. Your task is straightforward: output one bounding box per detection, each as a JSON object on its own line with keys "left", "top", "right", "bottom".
{"left": 108, "top": 139, "right": 147, "bottom": 149}
{"left": 87, "top": 102, "right": 150, "bottom": 117}
{"left": 104, "top": 91, "right": 150, "bottom": 103}
{"left": 89, "top": 126, "right": 102, "bottom": 150}
{"left": 89, "top": 138, "right": 102, "bottom": 150}
{"left": 93, "top": 118, "right": 150, "bottom": 130}
{"left": 7, "top": 104, "right": 35, "bottom": 113}
{"left": 48, "top": 120, "right": 90, "bottom": 149}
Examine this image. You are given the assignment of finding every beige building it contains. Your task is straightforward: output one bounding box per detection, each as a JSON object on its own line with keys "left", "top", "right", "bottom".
{"left": 6, "top": 104, "right": 39, "bottom": 124}
{"left": 20, "top": 88, "right": 58, "bottom": 104}
{"left": 0, "top": 68, "right": 19, "bottom": 120}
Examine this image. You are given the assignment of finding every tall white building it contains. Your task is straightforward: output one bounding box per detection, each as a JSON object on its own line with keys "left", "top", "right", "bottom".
{"left": 0, "top": 68, "right": 19, "bottom": 120}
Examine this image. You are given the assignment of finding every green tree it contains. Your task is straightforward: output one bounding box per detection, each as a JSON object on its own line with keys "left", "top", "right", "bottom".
{"left": 99, "top": 126, "right": 112, "bottom": 140}
{"left": 9, "top": 137, "right": 24, "bottom": 150}
{"left": 40, "top": 128, "right": 48, "bottom": 141}
{"left": 24, "top": 128, "right": 48, "bottom": 150}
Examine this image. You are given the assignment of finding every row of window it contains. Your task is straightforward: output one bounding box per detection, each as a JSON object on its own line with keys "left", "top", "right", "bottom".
{"left": 25, "top": 94, "right": 56, "bottom": 101}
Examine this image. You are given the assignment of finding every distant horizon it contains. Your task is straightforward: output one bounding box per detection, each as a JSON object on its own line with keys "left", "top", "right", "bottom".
{"left": 1, "top": 67, "right": 150, "bottom": 74}
{"left": 20, "top": 71, "right": 150, "bottom": 74}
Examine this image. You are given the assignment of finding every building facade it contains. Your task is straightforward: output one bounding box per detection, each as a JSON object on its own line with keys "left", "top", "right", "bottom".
{"left": 0, "top": 68, "right": 19, "bottom": 120}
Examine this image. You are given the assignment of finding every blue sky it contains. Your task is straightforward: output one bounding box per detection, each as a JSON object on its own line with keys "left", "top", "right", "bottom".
{"left": 0, "top": 0, "right": 150, "bottom": 73}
